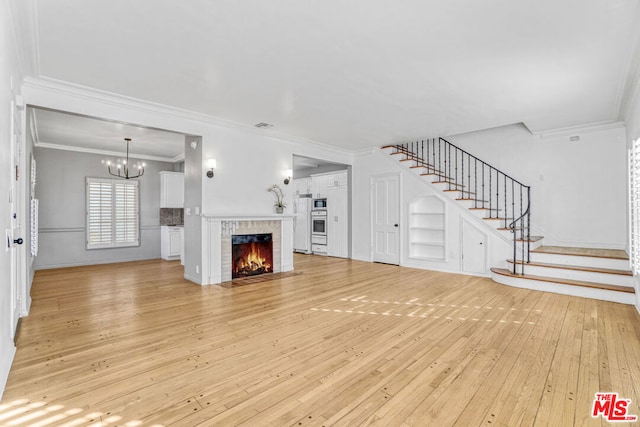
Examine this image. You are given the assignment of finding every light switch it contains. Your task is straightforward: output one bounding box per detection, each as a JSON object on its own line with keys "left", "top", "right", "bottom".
{"left": 185, "top": 208, "right": 191, "bottom": 216}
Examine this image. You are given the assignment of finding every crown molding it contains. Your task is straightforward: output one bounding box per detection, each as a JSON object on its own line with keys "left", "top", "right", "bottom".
{"left": 34, "top": 141, "right": 178, "bottom": 163}
{"left": 616, "top": 1, "right": 640, "bottom": 122}
{"left": 533, "top": 120, "right": 625, "bottom": 139}
{"left": 7, "top": 0, "right": 39, "bottom": 78}
{"left": 22, "top": 77, "right": 362, "bottom": 158}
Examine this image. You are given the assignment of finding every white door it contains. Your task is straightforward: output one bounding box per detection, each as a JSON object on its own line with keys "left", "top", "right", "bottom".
{"left": 372, "top": 174, "right": 400, "bottom": 265}
{"left": 461, "top": 218, "right": 487, "bottom": 274}
{"left": 9, "top": 97, "right": 26, "bottom": 339}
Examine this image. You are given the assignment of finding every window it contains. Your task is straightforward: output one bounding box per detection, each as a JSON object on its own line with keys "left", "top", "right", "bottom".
{"left": 86, "top": 177, "right": 139, "bottom": 249}
{"left": 630, "top": 139, "right": 640, "bottom": 274}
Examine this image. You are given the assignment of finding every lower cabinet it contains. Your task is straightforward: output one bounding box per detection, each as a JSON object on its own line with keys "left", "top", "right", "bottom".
{"left": 161, "top": 226, "right": 182, "bottom": 261}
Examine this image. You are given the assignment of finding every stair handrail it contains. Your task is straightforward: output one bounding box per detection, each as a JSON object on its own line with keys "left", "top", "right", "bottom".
{"left": 508, "top": 190, "right": 531, "bottom": 275}
{"left": 387, "top": 137, "right": 531, "bottom": 275}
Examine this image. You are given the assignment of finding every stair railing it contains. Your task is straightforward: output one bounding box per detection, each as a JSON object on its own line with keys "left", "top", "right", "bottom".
{"left": 389, "top": 138, "right": 531, "bottom": 275}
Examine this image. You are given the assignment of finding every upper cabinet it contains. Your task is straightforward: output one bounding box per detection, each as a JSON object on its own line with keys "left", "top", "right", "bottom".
{"left": 328, "top": 171, "right": 347, "bottom": 188}
{"left": 311, "top": 171, "right": 347, "bottom": 198}
{"left": 160, "top": 171, "right": 184, "bottom": 208}
{"left": 293, "top": 177, "right": 312, "bottom": 196}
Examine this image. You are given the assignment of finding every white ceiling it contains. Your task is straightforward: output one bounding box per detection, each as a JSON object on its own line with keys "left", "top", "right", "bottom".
{"left": 31, "top": 108, "right": 186, "bottom": 161}
{"left": 24, "top": 0, "right": 640, "bottom": 151}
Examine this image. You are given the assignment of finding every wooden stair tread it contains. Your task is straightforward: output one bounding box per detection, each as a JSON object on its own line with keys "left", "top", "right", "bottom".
{"left": 491, "top": 268, "right": 635, "bottom": 294}
{"left": 507, "top": 259, "right": 632, "bottom": 276}
{"left": 443, "top": 189, "right": 476, "bottom": 195}
{"left": 516, "top": 236, "right": 543, "bottom": 242}
{"left": 456, "top": 198, "right": 489, "bottom": 203}
{"left": 531, "top": 246, "right": 629, "bottom": 260}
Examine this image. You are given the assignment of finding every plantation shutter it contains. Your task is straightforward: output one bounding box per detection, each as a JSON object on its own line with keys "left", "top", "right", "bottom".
{"left": 86, "top": 178, "right": 139, "bottom": 249}
{"left": 114, "top": 181, "right": 139, "bottom": 246}
{"left": 87, "top": 179, "right": 113, "bottom": 248}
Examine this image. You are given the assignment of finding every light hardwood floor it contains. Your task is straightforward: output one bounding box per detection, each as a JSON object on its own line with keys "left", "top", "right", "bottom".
{"left": 2, "top": 255, "right": 640, "bottom": 426}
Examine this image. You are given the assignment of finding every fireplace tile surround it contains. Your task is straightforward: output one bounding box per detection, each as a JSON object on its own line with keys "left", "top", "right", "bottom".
{"left": 203, "top": 215, "right": 294, "bottom": 285}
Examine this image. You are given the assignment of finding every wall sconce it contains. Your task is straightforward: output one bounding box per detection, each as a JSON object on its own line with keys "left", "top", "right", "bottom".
{"left": 284, "top": 169, "right": 292, "bottom": 185}
{"left": 206, "top": 158, "right": 217, "bottom": 178}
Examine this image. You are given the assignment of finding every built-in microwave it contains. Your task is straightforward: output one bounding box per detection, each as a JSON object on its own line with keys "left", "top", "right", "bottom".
{"left": 313, "top": 198, "right": 327, "bottom": 209}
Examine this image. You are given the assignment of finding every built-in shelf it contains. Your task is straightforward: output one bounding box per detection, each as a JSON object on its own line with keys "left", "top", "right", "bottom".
{"left": 409, "top": 196, "right": 446, "bottom": 261}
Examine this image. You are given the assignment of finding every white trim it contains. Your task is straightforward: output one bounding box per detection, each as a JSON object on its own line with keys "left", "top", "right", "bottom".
{"left": 491, "top": 271, "right": 636, "bottom": 305}
{"left": 23, "top": 77, "right": 358, "bottom": 158}
{"left": 183, "top": 273, "right": 202, "bottom": 285}
{"left": 35, "top": 141, "right": 178, "bottom": 163}
{"left": 533, "top": 120, "right": 625, "bottom": 139}
{"left": 202, "top": 214, "right": 294, "bottom": 221}
{"left": 40, "top": 225, "right": 159, "bottom": 234}
{"left": 617, "top": 3, "right": 640, "bottom": 121}
{"left": 34, "top": 256, "right": 161, "bottom": 270}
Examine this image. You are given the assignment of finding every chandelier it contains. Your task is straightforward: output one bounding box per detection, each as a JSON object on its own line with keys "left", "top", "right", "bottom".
{"left": 105, "top": 138, "right": 145, "bottom": 179}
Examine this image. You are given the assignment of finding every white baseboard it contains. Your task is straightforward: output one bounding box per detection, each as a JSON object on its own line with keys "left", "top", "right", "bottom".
{"left": 184, "top": 273, "right": 202, "bottom": 285}
{"left": 34, "top": 256, "right": 161, "bottom": 270}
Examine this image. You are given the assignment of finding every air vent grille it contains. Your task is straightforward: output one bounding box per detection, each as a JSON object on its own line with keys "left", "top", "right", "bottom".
{"left": 254, "top": 122, "right": 274, "bottom": 128}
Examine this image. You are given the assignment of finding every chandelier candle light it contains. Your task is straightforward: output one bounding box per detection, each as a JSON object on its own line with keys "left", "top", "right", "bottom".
{"left": 105, "top": 138, "right": 145, "bottom": 179}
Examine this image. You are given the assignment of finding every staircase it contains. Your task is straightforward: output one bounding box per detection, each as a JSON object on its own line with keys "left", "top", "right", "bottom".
{"left": 382, "top": 139, "right": 636, "bottom": 305}
{"left": 491, "top": 246, "right": 634, "bottom": 305}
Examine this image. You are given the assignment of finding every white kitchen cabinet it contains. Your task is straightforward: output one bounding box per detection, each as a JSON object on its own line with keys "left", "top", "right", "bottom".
{"left": 180, "top": 226, "right": 185, "bottom": 265}
{"left": 311, "top": 174, "right": 329, "bottom": 198}
{"left": 161, "top": 226, "right": 182, "bottom": 260}
{"left": 311, "top": 171, "right": 347, "bottom": 198}
{"left": 293, "top": 177, "right": 312, "bottom": 196}
{"left": 327, "top": 185, "right": 348, "bottom": 258}
{"left": 328, "top": 171, "right": 348, "bottom": 188}
{"left": 160, "top": 171, "right": 184, "bottom": 208}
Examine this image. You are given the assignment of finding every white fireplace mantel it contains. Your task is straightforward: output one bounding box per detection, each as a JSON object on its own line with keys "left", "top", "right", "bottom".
{"left": 202, "top": 214, "right": 295, "bottom": 221}
{"left": 201, "top": 214, "right": 294, "bottom": 285}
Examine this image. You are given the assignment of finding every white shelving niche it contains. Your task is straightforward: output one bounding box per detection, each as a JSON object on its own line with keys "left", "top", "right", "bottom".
{"left": 409, "top": 195, "right": 446, "bottom": 261}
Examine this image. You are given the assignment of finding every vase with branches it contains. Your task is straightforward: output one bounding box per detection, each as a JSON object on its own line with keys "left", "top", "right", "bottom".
{"left": 267, "top": 184, "right": 286, "bottom": 213}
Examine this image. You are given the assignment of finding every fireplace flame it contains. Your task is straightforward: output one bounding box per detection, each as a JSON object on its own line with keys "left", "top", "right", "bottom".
{"left": 233, "top": 242, "right": 273, "bottom": 277}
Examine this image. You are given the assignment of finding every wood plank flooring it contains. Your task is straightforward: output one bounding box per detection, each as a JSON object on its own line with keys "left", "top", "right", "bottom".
{"left": 2, "top": 254, "right": 640, "bottom": 426}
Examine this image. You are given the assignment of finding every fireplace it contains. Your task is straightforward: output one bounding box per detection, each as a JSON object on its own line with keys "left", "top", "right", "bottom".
{"left": 232, "top": 233, "right": 273, "bottom": 278}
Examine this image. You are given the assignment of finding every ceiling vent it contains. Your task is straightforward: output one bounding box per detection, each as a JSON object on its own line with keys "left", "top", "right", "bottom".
{"left": 254, "top": 122, "right": 274, "bottom": 128}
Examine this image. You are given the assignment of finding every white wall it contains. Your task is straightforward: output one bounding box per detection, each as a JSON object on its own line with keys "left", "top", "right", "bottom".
{"left": 33, "top": 147, "right": 176, "bottom": 269}
{"left": 0, "top": 0, "right": 24, "bottom": 400}
{"left": 446, "top": 123, "right": 628, "bottom": 250}
{"left": 352, "top": 149, "right": 512, "bottom": 274}
{"left": 184, "top": 136, "right": 202, "bottom": 284}
{"left": 21, "top": 79, "right": 355, "bottom": 285}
